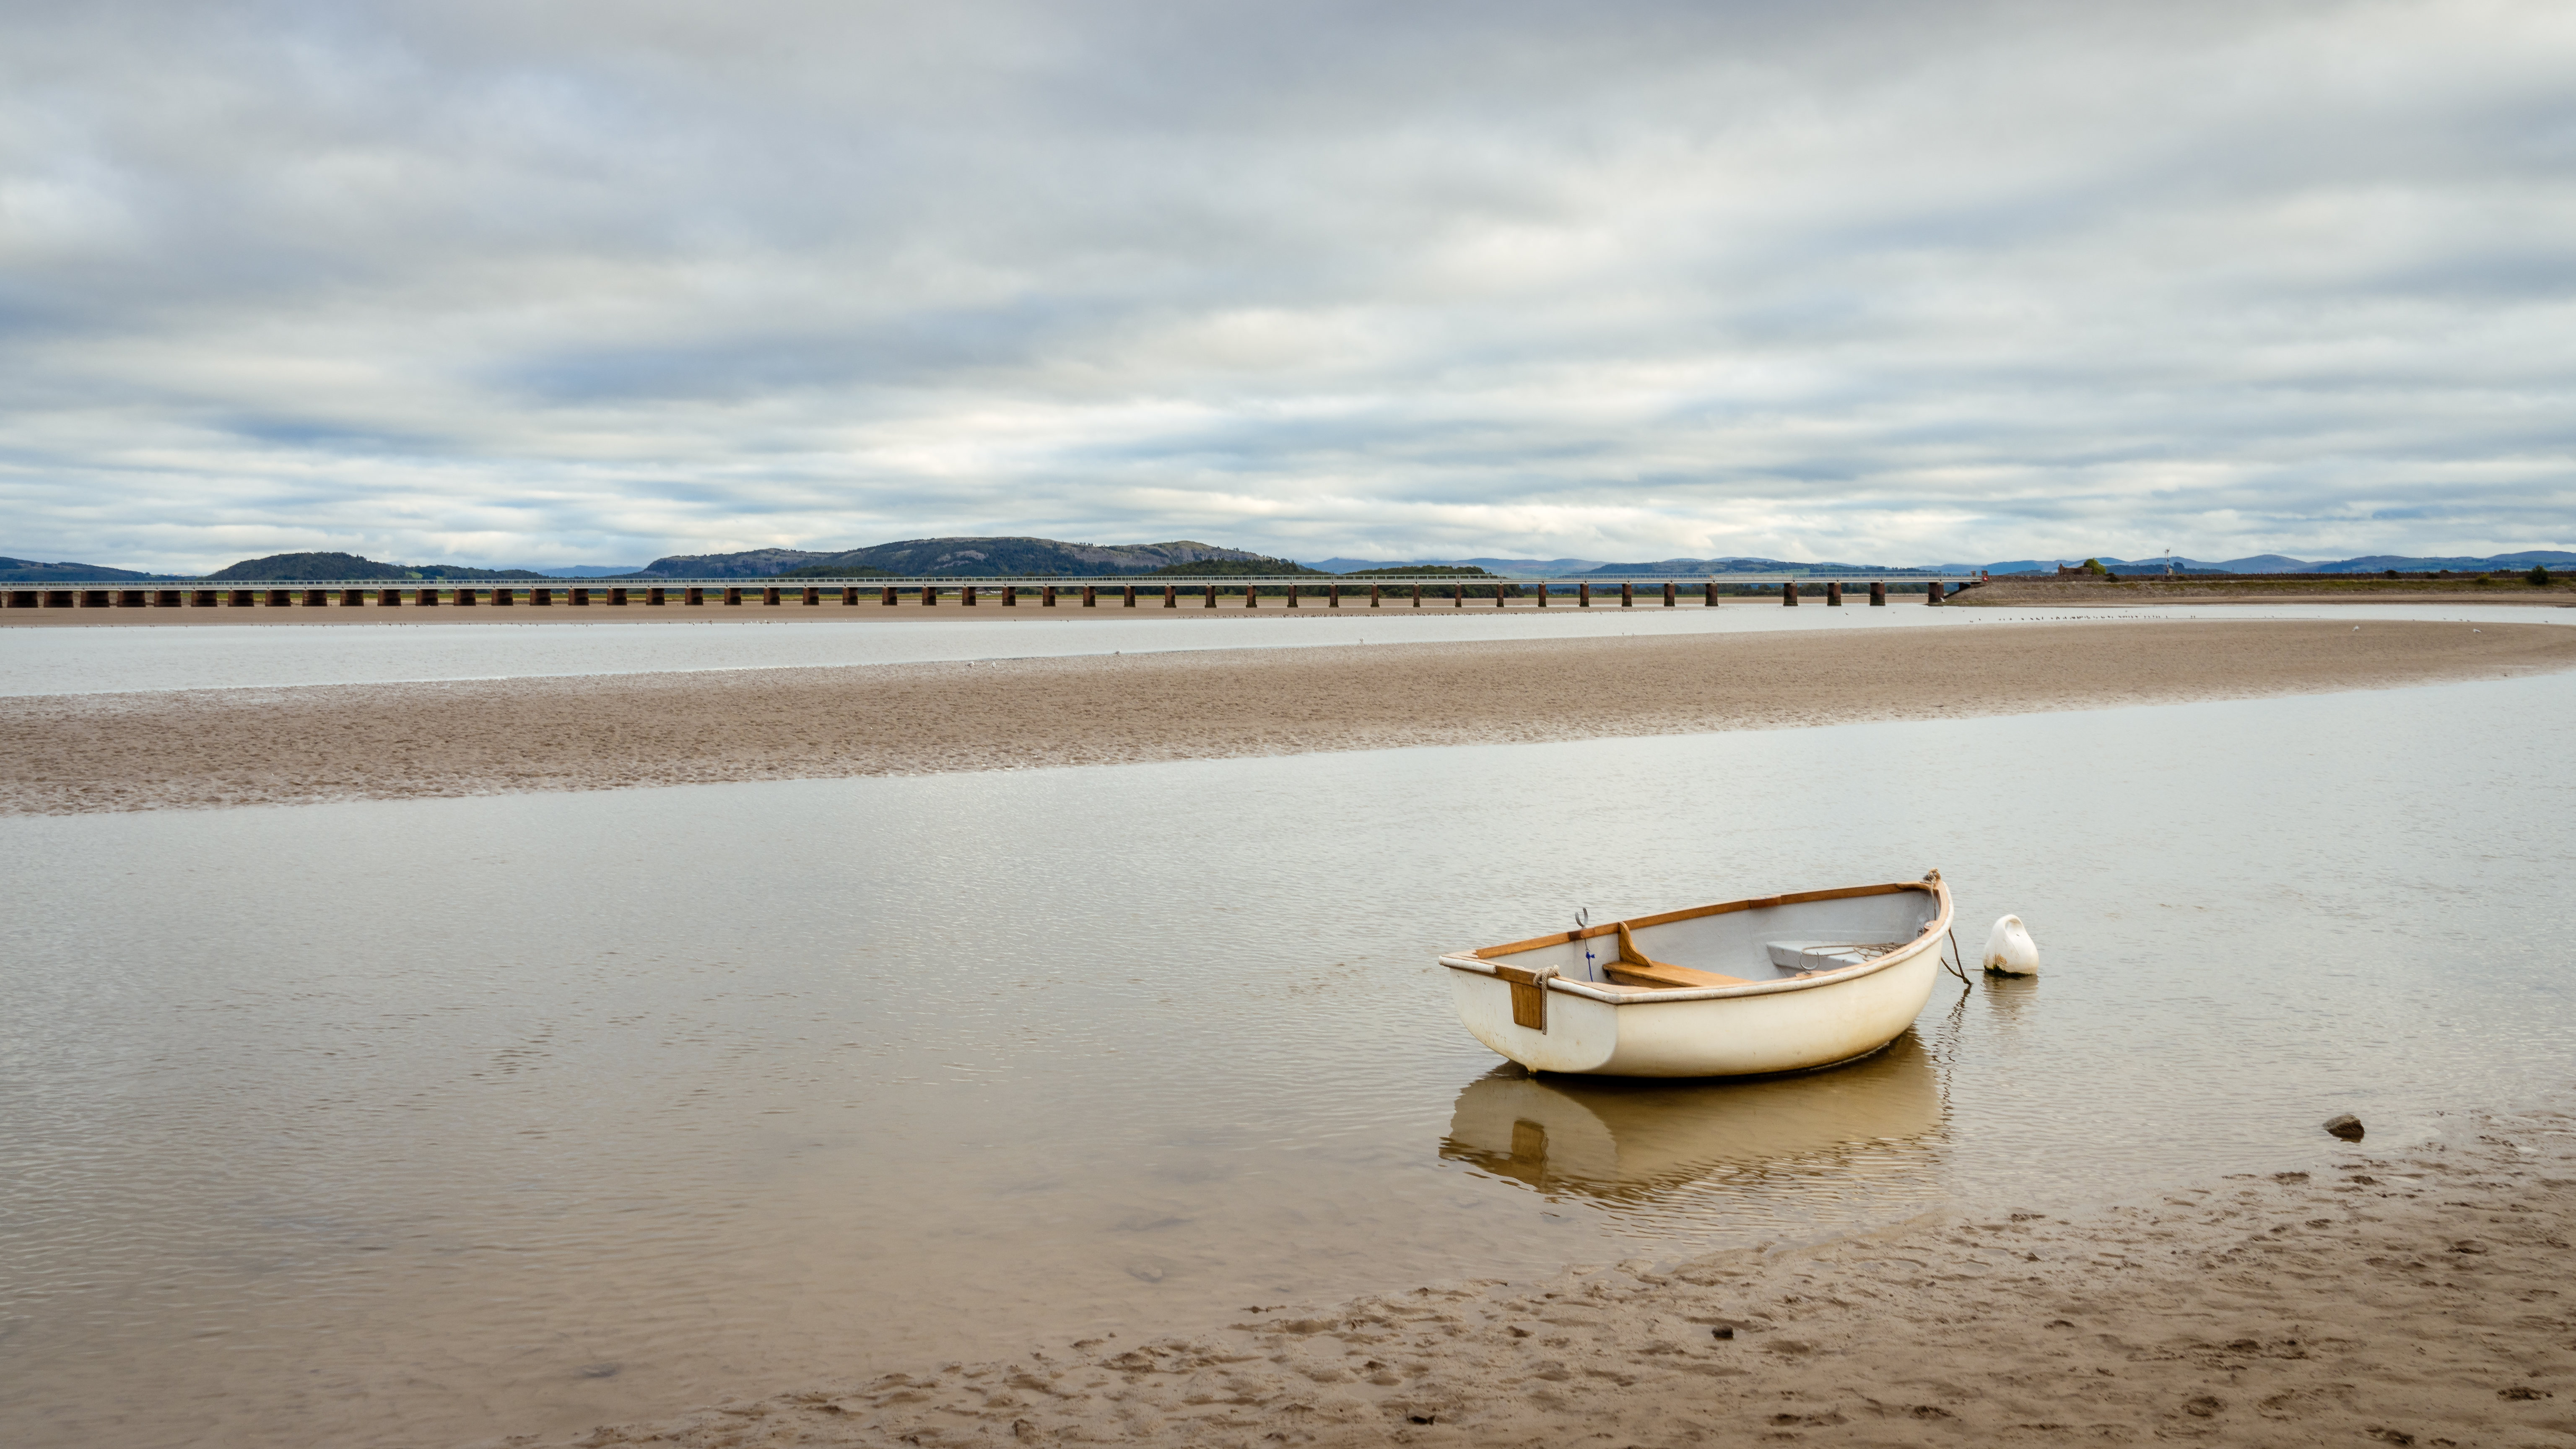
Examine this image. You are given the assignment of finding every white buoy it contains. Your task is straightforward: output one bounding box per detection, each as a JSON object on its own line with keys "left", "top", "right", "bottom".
{"left": 1983, "top": 914, "right": 2040, "bottom": 976}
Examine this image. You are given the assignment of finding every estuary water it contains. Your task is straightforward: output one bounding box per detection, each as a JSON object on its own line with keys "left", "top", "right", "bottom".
{"left": 5, "top": 671, "right": 2575, "bottom": 1446}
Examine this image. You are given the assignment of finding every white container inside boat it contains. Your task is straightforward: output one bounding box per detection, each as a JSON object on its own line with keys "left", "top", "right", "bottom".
{"left": 1982, "top": 914, "right": 2040, "bottom": 976}
{"left": 1436, "top": 872, "right": 1953, "bottom": 1078}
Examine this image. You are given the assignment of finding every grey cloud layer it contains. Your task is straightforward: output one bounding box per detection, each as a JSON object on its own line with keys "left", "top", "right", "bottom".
{"left": 3, "top": 0, "right": 2571, "bottom": 571}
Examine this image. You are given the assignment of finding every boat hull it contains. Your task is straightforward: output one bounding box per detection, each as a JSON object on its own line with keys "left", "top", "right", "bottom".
{"left": 1447, "top": 946, "right": 1942, "bottom": 1076}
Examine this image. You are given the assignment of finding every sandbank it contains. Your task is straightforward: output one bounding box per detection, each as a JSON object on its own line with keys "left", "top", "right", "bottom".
{"left": 7, "top": 619, "right": 2574, "bottom": 816}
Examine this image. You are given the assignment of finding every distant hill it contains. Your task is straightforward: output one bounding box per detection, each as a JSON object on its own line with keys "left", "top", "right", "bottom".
{"left": 2214, "top": 554, "right": 2323, "bottom": 573}
{"left": 623, "top": 547, "right": 837, "bottom": 579}
{"left": 1147, "top": 556, "right": 1325, "bottom": 576}
{"left": 1306, "top": 556, "right": 1611, "bottom": 576}
{"left": 0, "top": 556, "right": 176, "bottom": 582}
{"left": 623, "top": 536, "right": 1275, "bottom": 578}
{"left": 1576, "top": 556, "right": 1931, "bottom": 577}
{"left": 776, "top": 562, "right": 900, "bottom": 579}
{"left": 202, "top": 552, "right": 550, "bottom": 582}
{"left": 204, "top": 552, "right": 412, "bottom": 581}
{"left": 2308, "top": 551, "right": 2576, "bottom": 573}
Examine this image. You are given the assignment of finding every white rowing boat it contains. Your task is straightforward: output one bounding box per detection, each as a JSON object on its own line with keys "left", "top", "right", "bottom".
{"left": 1438, "top": 870, "right": 1954, "bottom": 1078}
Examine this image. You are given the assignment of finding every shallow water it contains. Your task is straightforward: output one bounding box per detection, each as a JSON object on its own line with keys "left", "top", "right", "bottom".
{"left": 5, "top": 673, "right": 2575, "bottom": 1447}
{"left": 5, "top": 600, "right": 2563, "bottom": 696}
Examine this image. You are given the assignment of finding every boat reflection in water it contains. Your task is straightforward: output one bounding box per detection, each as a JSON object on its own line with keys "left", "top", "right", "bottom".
{"left": 1439, "top": 1034, "right": 1946, "bottom": 1224}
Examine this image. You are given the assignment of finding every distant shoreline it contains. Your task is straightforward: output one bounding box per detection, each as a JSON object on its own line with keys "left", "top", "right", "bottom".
{"left": 1957, "top": 577, "right": 2576, "bottom": 607}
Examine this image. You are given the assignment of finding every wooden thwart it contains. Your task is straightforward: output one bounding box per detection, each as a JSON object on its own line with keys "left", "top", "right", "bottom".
{"left": 1605, "top": 921, "right": 1750, "bottom": 989}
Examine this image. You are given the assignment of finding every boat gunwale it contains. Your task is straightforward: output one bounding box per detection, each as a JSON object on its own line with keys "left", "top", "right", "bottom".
{"left": 1438, "top": 877, "right": 1952, "bottom": 1005}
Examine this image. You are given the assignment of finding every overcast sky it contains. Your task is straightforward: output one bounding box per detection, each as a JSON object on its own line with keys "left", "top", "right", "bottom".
{"left": 4, "top": 0, "right": 2572, "bottom": 571}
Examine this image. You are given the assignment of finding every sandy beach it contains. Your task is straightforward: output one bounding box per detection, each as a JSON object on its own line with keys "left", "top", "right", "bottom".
{"left": 510, "top": 1106, "right": 2575, "bottom": 1449}
{"left": 7, "top": 618, "right": 2573, "bottom": 816}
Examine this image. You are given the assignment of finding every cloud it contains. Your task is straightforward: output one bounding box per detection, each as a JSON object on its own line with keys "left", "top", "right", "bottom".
{"left": 2, "top": 0, "right": 2572, "bottom": 570}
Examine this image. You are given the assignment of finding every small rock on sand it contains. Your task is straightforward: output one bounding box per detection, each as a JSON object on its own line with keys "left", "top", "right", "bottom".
{"left": 2324, "top": 1113, "right": 2366, "bottom": 1141}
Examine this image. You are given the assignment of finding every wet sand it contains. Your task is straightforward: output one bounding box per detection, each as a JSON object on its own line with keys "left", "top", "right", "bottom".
{"left": 10, "top": 619, "right": 2575, "bottom": 815}
{"left": 511, "top": 1108, "right": 2575, "bottom": 1449}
